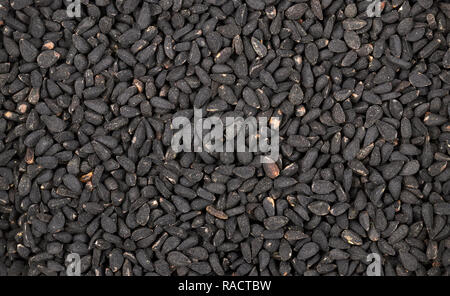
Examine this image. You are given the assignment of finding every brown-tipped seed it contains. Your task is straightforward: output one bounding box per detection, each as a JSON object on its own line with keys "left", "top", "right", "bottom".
{"left": 206, "top": 205, "right": 228, "bottom": 220}
{"left": 341, "top": 230, "right": 363, "bottom": 246}
{"left": 37, "top": 50, "right": 60, "bottom": 68}
{"left": 263, "top": 161, "right": 280, "bottom": 179}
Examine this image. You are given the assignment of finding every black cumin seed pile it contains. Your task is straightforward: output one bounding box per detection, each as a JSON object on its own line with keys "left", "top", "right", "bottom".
{"left": 0, "top": 0, "right": 449, "bottom": 276}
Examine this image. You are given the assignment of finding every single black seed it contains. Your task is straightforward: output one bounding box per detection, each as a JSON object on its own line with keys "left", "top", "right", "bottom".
{"left": 308, "top": 201, "right": 330, "bottom": 216}
{"left": 37, "top": 50, "right": 60, "bottom": 68}
{"left": 297, "top": 242, "right": 319, "bottom": 260}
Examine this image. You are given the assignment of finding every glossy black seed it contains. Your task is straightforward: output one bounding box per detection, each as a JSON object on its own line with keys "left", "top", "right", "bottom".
{"left": 19, "top": 39, "right": 38, "bottom": 62}
{"left": 167, "top": 251, "right": 191, "bottom": 267}
{"left": 10, "top": 0, "right": 33, "bottom": 10}
{"left": 423, "top": 113, "right": 448, "bottom": 126}
{"left": 328, "top": 40, "right": 348, "bottom": 53}
{"left": 311, "top": 180, "right": 336, "bottom": 194}
{"left": 251, "top": 37, "right": 267, "bottom": 58}
{"left": 274, "top": 177, "right": 297, "bottom": 189}
{"left": 388, "top": 225, "right": 409, "bottom": 245}
{"left": 399, "top": 250, "right": 419, "bottom": 271}
{"left": 434, "top": 203, "right": 450, "bottom": 216}
{"left": 37, "top": 50, "right": 60, "bottom": 68}
{"left": 259, "top": 70, "right": 278, "bottom": 90}
{"left": 381, "top": 161, "right": 404, "bottom": 181}
{"left": 41, "top": 115, "right": 65, "bottom": 133}
{"left": 18, "top": 175, "right": 31, "bottom": 196}
{"left": 48, "top": 212, "right": 65, "bottom": 234}
{"left": 343, "top": 31, "right": 360, "bottom": 50}
{"left": 285, "top": 4, "right": 308, "bottom": 20}
{"left": 108, "top": 249, "right": 124, "bottom": 272}
{"left": 365, "top": 105, "right": 383, "bottom": 128}
{"left": 62, "top": 174, "right": 82, "bottom": 194}
{"left": 263, "top": 216, "right": 289, "bottom": 230}
{"left": 400, "top": 160, "right": 420, "bottom": 176}
{"left": 308, "top": 201, "right": 330, "bottom": 216}
{"left": 341, "top": 230, "right": 363, "bottom": 246}
{"left": 287, "top": 135, "right": 310, "bottom": 148}
{"left": 409, "top": 72, "right": 432, "bottom": 87}
{"left": 242, "top": 87, "right": 260, "bottom": 109}
{"left": 376, "top": 121, "right": 397, "bottom": 142}
{"left": 342, "top": 18, "right": 367, "bottom": 30}
{"left": 101, "top": 215, "right": 117, "bottom": 234}
{"left": 297, "top": 242, "right": 320, "bottom": 260}
{"left": 305, "top": 43, "right": 319, "bottom": 65}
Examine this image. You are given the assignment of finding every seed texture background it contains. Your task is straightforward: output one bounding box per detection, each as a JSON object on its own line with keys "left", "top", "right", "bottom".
{"left": 0, "top": 0, "right": 449, "bottom": 276}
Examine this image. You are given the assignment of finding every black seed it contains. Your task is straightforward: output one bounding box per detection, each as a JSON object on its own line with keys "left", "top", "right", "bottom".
{"left": 409, "top": 72, "right": 432, "bottom": 87}
{"left": 297, "top": 242, "right": 319, "bottom": 260}
{"left": 251, "top": 37, "right": 267, "bottom": 58}
{"left": 434, "top": 203, "right": 450, "bottom": 216}
{"left": 341, "top": 230, "right": 363, "bottom": 246}
{"left": 399, "top": 250, "right": 419, "bottom": 271}
{"left": 62, "top": 174, "right": 82, "bottom": 194}
{"left": 287, "top": 135, "right": 310, "bottom": 148}
{"left": 167, "top": 251, "right": 191, "bottom": 267}
{"left": 328, "top": 40, "right": 348, "bottom": 53}
{"left": 41, "top": 115, "right": 65, "bottom": 133}
{"left": 342, "top": 18, "right": 367, "bottom": 30}
{"left": 305, "top": 43, "right": 319, "bottom": 65}
{"left": 259, "top": 70, "right": 277, "bottom": 90}
{"left": 423, "top": 113, "right": 447, "bottom": 126}
{"left": 19, "top": 39, "right": 38, "bottom": 62}
{"left": 101, "top": 215, "right": 117, "bottom": 234}
{"left": 311, "top": 180, "right": 336, "bottom": 194}
{"left": 10, "top": 0, "right": 33, "bottom": 10}
{"left": 48, "top": 212, "right": 65, "bottom": 234}
{"left": 399, "top": 160, "right": 420, "bottom": 176}
{"left": 285, "top": 4, "right": 308, "bottom": 20}
{"left": 108, "top": 249, "right": 124, "bottom": 272}
{"left": 37, "top": 50, "right": 60, "bottom": 68}
{"left": 263, "top": 216, "right": 289, "bottom": 230}
{"left": 343, "top": 31, "right": 361, "bottom": 50}
{"left": 274, "top": 177, "right": 297, "bottom": 189}
{"left": 206, "top": 205, "right": 228, "bottom": 220}
{"left": 376, "top": 121, "right": 397, "bottom": 142}
{"left": 308, "top": 201, "right": 330, "bottom": 216}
